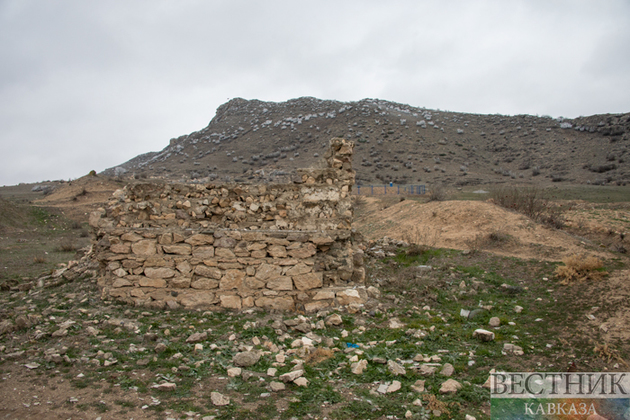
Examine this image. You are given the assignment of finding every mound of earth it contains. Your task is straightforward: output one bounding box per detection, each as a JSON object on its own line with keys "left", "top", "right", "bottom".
{"left": 354, "top": 198, "right": 608, "bottom": 261}
{"left": 33, "top": 175, "right": 123, "bottom": 222}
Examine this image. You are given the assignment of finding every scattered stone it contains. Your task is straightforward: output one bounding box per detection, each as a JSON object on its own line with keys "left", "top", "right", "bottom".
{"left": 372, "top": 357, "right": 387, "bottom": 364}
{"left": 514, "top": 305, "right": 523, "bottom": 313}
{"left": 194, "top": 343, "right": 203, "bottom": 353}
{"left": 387, "top": 380, "right": 401, "bottom": 393}
{"left": 51, "top": 329, "right": 68, "bottom": 337}
{"left": 227, "top": 367, "right": 242, "bottom": 377}
{"left": 388, "top": 318, "right": 405, "bottom": 329}
{"left": 351, "top": 359, "right": 368, "bottom": 374}
{"left": 152, "top": 382, "right": 177, "bottom": 391}
{"left": 418, "top": 365, "right": 437, "bottom": 376}
{"left": 186, "top": 331, "right": 207, "bottom": 343}
{"left": 387, "top": 360, "right": 406, "bottom": 376}
{"left": 473, "top": 329, "right": 495, "bottom": 341}
{"left": 465, "top": 415, "right": 477, "bottom": 420}
{"left": 503, "top": 343, "right": 524, "bottom": 356}
{"left": 439, "top": 379, "right": 462, "bottom": 394}
{"left": 440, "top": 363, "right": 454, "bottom": 376}
{"left": 279, "top": 369, "right": 304, "bottom": 383}
{"left": 405, "top": 410, "right": 413, "bottom": 419}
{"left": 294, "top": 377, "right": 309, "bottom": 387}
{"left": 488, "top": 317, "right": 501, "bottom": 327}
{"left": 411, "top": 380, "right": 425, "bottom": 393}
{"left": 24, "top": 363, "right": 40, "bottom": 369}
{"left": 325, "top": 314, "right": 343, "bottom": 326}
{"left": 267, "top": 367, "right": 277, "bottom": 377}
{"left": 155, "top": 343, "right": 167, "bottom": 353}
{"left": 269, "top": 381, "right": 285, "bottom": 392}
{"left": 210, "top": 392, "right": 230, "bottom": 406}
{"left": 233, "top": 351, "right": 260, "bottom": 367}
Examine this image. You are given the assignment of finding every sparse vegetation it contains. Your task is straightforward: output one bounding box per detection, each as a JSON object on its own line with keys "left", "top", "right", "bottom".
{"left": 554, "top": 254, "right": 607, "bottom": 284}
{"left": 427, "top": 184, "right": 447, "bottom": 201}
{"left": 490, "top": 185, "right": 567, "bottom": 228}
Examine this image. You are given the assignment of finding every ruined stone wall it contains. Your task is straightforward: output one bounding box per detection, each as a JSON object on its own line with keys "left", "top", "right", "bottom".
{"left": 90, "top": 139, "right": 367, "bottom": 312}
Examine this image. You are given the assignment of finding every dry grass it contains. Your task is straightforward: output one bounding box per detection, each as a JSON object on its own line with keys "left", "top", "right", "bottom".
{"left": 55, "top": 240, "right": 78, "bottom": 253}
{"left": 465, "top": 230, "right": 515, "bottom": 253}
{"left": 490, "top": 185, "right": 567, "bottom": 228}
{"left": 554, "top": 254, "right": 607, "bottom": 284}
{"left": 593, "top": 343, "right": 629, "bottom": 367}
{"left": 402, "top": 226, "right": 442, "bottom": 250}
{"left": 427, "top": 184, "right": 448, "bottom": 202}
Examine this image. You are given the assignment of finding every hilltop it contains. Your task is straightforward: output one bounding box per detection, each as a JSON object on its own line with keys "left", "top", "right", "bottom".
{"left": 103, "top": 97, "right": 630, "bottom": 187}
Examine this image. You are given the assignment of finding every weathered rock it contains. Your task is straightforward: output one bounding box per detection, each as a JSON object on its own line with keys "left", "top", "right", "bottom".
{"left": 388, "top": 360, "right": 406, "bottom": 376}
{"left": 293, "top": 273, "right": 323, "bottom": 290}
{"left": 388, "top": 318, "right": 405, "bottom": 329}
{"left": 351, "top": 359, "right": 368, "bottom": 374}
{"left": 336, "top": 289, "right": 364, "bottom": 305}
{"left": 325, "top": 314, "right": 343, "bottom": 326}
{"left": 190, "top": 278, "right": 219, "bottom": 289}
{"left": 294, "top": 377, "right": 309, "bottom": 387}
{"left": 152, "top": 382, "right": 177, "bottom": 391}
{"left": 411, "top": 379, "right": 425, "bottom": 393}
{"left": 489, "top": 317, "right": 501, "bottom": 327}
{"left": 131, "top": 240, "right": 156, "bottom": 256}
{"left": 144, "top": 267, "right": 176, "bottom": 279}
{"left": 279, "top": 369, "right": 304, "bottom": 383}
{"left": 227, "top": 367, "right": 242, "bottom": 377}
{"left": 439, "top": 379, "right": 462, "bottom": 394}
{"left": 220, "top": 295, "right": 242, "bottom": 309}
{"left": 503, "top": 343, "right": 524, "bottom": 356}
{"left": 440, "top": 363, "right": 454, "bottom": 376}
{"left": 186, "top": 332, "right": 207, "bottom": 343}
{"left": 418, "top": 365, "right": 437, "bottom": 376}
{"left": 233, "top": 351, "right": 260, "bottom": 367}
{"left": 473, "top": 329, "right": 495, "bottom": 341}
{"left": 211, "top": 392, "right": 230, "bottom": 406}
{"left": 387, "top": 380, "right": 402, "bottom": 393}
{"left": 0, "top": 320, "right": 14, "bottom": 335}
{"left": 269, "top": 381, "right": 285, "bottom": 392}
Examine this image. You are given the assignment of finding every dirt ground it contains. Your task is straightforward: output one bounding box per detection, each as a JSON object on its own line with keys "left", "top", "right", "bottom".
{"left": 353, "top": 197, "right": 621, "bottom": 261}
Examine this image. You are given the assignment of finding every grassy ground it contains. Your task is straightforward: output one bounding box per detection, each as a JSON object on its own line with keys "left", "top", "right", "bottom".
{"left": 0, "top": 198, "right": 91, "bottom": 283}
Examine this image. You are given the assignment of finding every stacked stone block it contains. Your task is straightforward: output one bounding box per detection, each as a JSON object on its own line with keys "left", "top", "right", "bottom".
{"left": 91, "top": 138, "right": 367, "bottom": 312}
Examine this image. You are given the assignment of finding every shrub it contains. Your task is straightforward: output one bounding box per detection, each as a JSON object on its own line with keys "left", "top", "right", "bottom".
{"left": 554, "top": 254, "right": 607, "bottom": 285}
{"left": 427, "top": 184, "right": 447, "bottom": 202}
{"left": 56, "top": 240, "right": 77, "bottom": 253}
{"left": 490, "top": 185, "right": 567, "bottom": 229}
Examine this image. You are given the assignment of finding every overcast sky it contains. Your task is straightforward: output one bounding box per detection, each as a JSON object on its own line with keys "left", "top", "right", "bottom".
{"left": 1, "top": 0, "right": 629, "bottom": 186}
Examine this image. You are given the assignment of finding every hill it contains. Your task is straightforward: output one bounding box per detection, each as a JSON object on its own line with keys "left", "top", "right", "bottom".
{"left": 103, "top": 97, "right": 630, "bottom": 187}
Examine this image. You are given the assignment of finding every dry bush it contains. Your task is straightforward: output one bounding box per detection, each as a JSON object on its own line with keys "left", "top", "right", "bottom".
{"left": 465, "top": 229, "right": 514, "bottom": 252}
{"left": 427, "top": 184, "right": 448, "bottom": 202}
{"left": 554, "top": 254, "right": 607, "bottom": 285}
{"left": 55, "top": 240, "right": 77, "bottom": 253}
{"left": 490, "top": 185, "right": 566, "bottom": 228}
{"left": 33, "top": 256, "right": 46, "bottom": 264}
{"left": 403, "top": 226, "right": 442, "bottom": 251}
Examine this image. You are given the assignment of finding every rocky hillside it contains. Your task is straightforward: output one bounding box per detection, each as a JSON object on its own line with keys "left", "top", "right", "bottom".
{"left": 104, "top": 97, "right": 630, "bottom": 187}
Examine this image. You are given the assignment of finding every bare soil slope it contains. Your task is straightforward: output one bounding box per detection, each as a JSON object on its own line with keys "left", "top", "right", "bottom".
{"left": 33, "top": 176, "right": 123, "bottom": 222}
{"left": 354, "top": 197, "right": 607, "bottom": 261}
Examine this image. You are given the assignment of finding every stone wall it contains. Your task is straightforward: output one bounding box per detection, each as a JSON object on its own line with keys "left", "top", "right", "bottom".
{"left": 90, "top": 138, "right": 367, "bottom": 312}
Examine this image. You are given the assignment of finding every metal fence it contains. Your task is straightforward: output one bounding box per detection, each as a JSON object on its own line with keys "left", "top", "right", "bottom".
{"left": 355, "top": 184, "right": 426, "bottom": 196}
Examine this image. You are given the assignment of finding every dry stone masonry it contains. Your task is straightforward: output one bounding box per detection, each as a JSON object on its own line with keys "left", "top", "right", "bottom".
{"left": 90, "top": 138, "right": 367, "bottom": 312}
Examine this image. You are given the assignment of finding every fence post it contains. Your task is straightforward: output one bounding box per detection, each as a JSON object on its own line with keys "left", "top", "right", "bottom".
{"left": 371, "top": 185, "right": 374, "bottom": 195}
{"left": 357, "top": 185, "right": 360, "bottom": 195}
{"left": 397, "top": 185, "right": 400, "bottom": 195}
